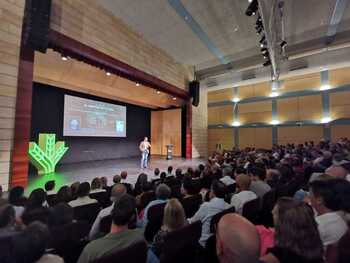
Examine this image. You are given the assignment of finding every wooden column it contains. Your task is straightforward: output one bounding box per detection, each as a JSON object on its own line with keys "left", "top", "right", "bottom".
{"left": 11, "top": 45, "right": 35, "bottom": 187}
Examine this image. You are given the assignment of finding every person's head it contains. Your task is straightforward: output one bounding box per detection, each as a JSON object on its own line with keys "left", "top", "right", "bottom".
{"left": 222, "top": 167, "right": 232, "bottom": 178}
{"left": 141, "top": 182, "right": 153, "bottom": 192}
{"left": 27, "top": 189, "right": 47, "bottom": 209}
{"left": 210, "top": 180, "right": 227, "bottom": 199}
{"left": 70, "top": 182, "right": 80, "bottom": 197}
{"left": 48, "top": 203, "right": 74, "bottom": 227}
{"left": 110, "top": 183, "right": 127, "bottom": 203}
{"left": 156, "top": 184, "right": 171, "bottom": 200}
{"left": 44, "top": 180, "right": 55, "bottom": 192}
{"left": 0, "top": 204, "right": 15, "bottom": 228}
{"left": 163, "top": 199, "right": 186, "bottom": 231}
{"left": 272, "top": 197, "right": 323, "bottom": 261}
{"left": 236, "top": 174, "right": 252, "bottom": 191}
{"left": 144, "top": 137, "right": 148, "bottom": 142}
{"left": 154, "top": 168, "right": 160, "bottom": 176}
{"left": 249, "top": 167, "right": 266, "bottom": 181}
{"left": 310, "top": 178, "right": 350, "bottom": 215}
{"left": 111, "top": 194, "right": 136, "bottom": 229}
{"left": 91, "top": 177, "right": 102, "bottom": 190}
{"left": 160, "top": 172, "right": 167, "bottom": 180}
{"left": 216, "top": 214, "right": 260, "bottom": 263}
{"left": 0, "top": 185, "right": 2, "bottom": 198}
{"left": 181, "top": 177, "right": 197, "bottom": 196}
{"left": 13, "top": 222, "right": 51, "bottom": 263}
{"left": 56, "top": 186, "right": 72, "bottom": 203}
{"left": 136, "top": 173, "right": 148, "bottom": 185}
{"left": 325, "top": 165, "right": 348, "bottom": 179}
{"left": 9, "top": 186, "right": 25, "bottom": 206}
{"left": 77, "top": 182, "right": 90, "bottom": 198}
{"left": 120, "top": 171, "right": 128, "bottom": 180}
{"left": 167, "top": 166, "right": 173, "bottom": 174}
{"left": 101, "top": 176, "right": 108, "bottom": 188}
{"left": 175, "top": 168, "right": 182, "bottom": 178}
{"left": 113, "top": 175, "right": 121, "bottom": 184}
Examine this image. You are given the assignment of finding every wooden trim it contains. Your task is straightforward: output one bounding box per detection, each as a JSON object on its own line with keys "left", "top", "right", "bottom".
{"left": 186, "top": 102, "right": 192, "bottom": 159}
{"left": 11, "top": 46, "right": 35, "bottom": 187}
{"left": 48, "top": 30, "right": 190, "bottom": 100}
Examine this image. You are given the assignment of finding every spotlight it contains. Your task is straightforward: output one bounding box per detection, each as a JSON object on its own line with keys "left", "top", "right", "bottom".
{"left": 321, "top": 117, "right": 331, "bottom": 124}
{"left": 263, "top": 60, "right": 271, "bottom": 67}
{"left": 172, "top": 97, "right": 177, "bottom": 100}
{"left": 270, "top": 120, "right": 280, "bottom": 125}
{"left": 280, "top": 40, "right": 287, "bottom": 48}
{"left": 269, "top": 91, "right": 279, "bottom": 97}
{"left": 61, "top": 56, "right": 68, "bottom": 61}
{"left": 261, "top": 47, "right": 268, "bottom": 54}
{"left": 245, "top": 0, "right": 258, "bottom": 16}
{"left": 106, "top": 72, "right": 111, "bottom": 76}
{"left": 156, "top": 90, "right": 161, "bottom": 94}
{"left": 320, "top": 84, "right": 331, "bottom": 91}
{"left": 232, "top": 97, "right": 240, "bottom": 103}
{"left": 232, "top": 121, "right": 241, "bottom": 127}
{"left": 136, "top": 83, "right": 140, "bottom": 86}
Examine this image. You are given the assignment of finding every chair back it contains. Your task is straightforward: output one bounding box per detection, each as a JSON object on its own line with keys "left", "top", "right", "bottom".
{"left": 181, "top": 194, "right": 202, "bottom": 218}
{"left": 145, "top": 202, "right": 166, "bottom": 242}
{"left": 89, "top": 191, "right": 109, "bottom": 208}
{"left": 160, "top": 221, "right": 202, "bottom": 263}
{"left": 209, "top": 206, "right": 235, "bottom": 233}
{"left": 92, "top": 240, "right": 148, "bottom": 263}
{"left": 0, "top": 235, "right": 16, "bottom": 263}
{"left": 260, "top": 190, "right": 276, "bottom": 227}
{"left": 338, "top": 229, "right": 350, "bottom": 263}
{"left": 242, "top": 198, "right": 260, "bottom": 224}
{"left": 226, "top": 183, "right": 236, "bottom": 194}
{"left": 46, "top": 194, "right": 57, "bottom": 207}
{"left": 139, "top": 191, "right": 156, "bottom": 210}
{"left": 73, "top": 203, "right": 101, "bottom": 224}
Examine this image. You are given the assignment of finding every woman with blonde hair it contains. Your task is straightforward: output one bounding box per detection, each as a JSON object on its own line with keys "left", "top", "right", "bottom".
{"left": 151, "top": 198, "right": 187, "bottom": 257}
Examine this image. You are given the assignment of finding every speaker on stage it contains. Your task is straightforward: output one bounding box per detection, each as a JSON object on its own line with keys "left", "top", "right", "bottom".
{"left": 189, "top": 80, "right": 200, "bottom": 107}
{"left": 23, "top": 0, "right": 52, "bottom": 53}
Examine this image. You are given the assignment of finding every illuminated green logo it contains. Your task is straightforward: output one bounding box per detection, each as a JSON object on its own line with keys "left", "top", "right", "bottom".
{"left": 28, "top": 133, "right": 69, "bottom": 175}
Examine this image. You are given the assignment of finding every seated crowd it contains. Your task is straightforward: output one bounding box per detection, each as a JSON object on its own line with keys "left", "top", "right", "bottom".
{"left": 1, "top": 138, "right": 350, "bottom": 263}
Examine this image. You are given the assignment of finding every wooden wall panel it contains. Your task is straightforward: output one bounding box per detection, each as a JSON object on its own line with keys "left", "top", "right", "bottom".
{"left": 329, "top": 67, "right": 350, "bottom": 87}
{"left": 208, "top": 128, "right": 234, "bottom": 153}
{"left": 238, "top": 82, "right": 270, "bottom": 99}
{"left": 277, "top": 97, "right": 298, "bottom": 122}
{"left": 239, "top": 128, "right": 272, "bottom": 149}
{"left": 278, "top": 126, "right": 324, "bottom": 145}
{"left": 298, "top": 95, "right": 322, "bottom": 120}
{"left": 238, "top": 101, "right": 272, "bottom": 124}
{"left": 330, "top": 91, "right": 350, "bottom": 119}
{"left": 208, "top": 105, "right": 233, "bottom": 125}
{"left": 208, "top": 88, "right": 233, "bottom": 103}
{"left": 331, "top": 125, "right": 350, "bottom": 141}
{"left": 151, "top": 109, "right": 181, "bottom": 156}
{"left": 282, "top": 72, "right": 321, "bottom": 92}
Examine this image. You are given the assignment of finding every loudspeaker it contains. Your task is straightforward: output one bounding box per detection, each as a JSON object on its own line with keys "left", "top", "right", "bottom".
{"left": 23, "top": 0, "right": 52, "bottom": 53}
{"left": 189, "top": 81, "right": 200, "bottom": 107}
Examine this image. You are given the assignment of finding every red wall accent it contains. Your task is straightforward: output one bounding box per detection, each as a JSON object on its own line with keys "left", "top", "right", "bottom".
{"left": 186, "top": 102, "right": 192, "bottom": 159}
{"left": 48, "top": 30, "right": 190, "bottom": 100}
{"left": 11, "top": 46, "right": 35, "bottom": 187}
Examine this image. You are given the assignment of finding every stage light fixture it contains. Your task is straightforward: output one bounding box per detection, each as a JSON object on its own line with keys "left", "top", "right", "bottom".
{"left": 280, "top": 40, "right": 287, "bottom": 48}
{"left": 245, "top": 0, "right": 258, "bottom": 16}
{"left": 106, "top": 72, "right": 111, "bottom": 76}
{"left": 321, "top": 117, "right": 332, "bottom": 124}
{"left": 232, "top": 121, "right": 241, "bottom": 127}
{"left": 320, "top": 84, "right": 331, "bottom": 91}
{"left": 261, "top": 47, "right": 268, "bottom": 54}
{"left": 259, "top": 35, "right": 266, "bottom": 44}
{"left": 61, "top": 56, "right": 68, "bottom": 61}
{"left": 263, "top": 60, "right": 271, "bottom": 67}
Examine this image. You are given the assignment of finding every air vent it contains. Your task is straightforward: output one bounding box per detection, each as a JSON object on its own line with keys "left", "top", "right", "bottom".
{"left": 206, "top": 78, "right": 218, "bottom": 87}
{"left": 289, "top": 62, "right": 308, "bottom": 72}
{"left": 242, "top": 72, "right": 256, "bottom": 80}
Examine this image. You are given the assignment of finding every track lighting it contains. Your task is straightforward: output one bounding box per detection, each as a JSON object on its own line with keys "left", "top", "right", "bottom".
{"left": 245, "top": 0, "right": 258, "bottom": 16}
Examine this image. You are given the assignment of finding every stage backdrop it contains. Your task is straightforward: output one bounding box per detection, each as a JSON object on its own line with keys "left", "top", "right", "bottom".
{"left": 31, "top": 83, "right": 151, "bottom": 164}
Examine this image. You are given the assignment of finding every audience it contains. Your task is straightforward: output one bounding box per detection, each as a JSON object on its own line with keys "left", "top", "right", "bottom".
{"left": 90, "top": 177, "right": 106, "bottom": 193}
{"left": 44, "top": 180, "right": 56, "bottom": 196}
{"left": 249, "top": 167, "right": 271, "bottom": 199}
{"left": 68, "top": 182, "right": 98, "bottom": 207}
{"left": 216, "top": 214, "right": 260, "bottom": 263}
{"left": 188, "top": 180, "right": 228, "bottom": 247}
{"left": 78, "top": 194, "right": 145, "bottom": 263}
{"left": 70, "top": 181, "right": 80, "bottom": 200}
{"left": 151, "top": 198, "right": 187, "bottom": 257}
{"left": 55, "top": 185, "right": 73, "bottom": 204}
{"left": 220, "top": 166, "right": 235, "bottom": 186}
{"left": 231, "top": 174, "right": 257, "bottom": 214}
{"left": 22, "top": 188, "right": 50, "bottom": 225}
{"left": 0, "top": 204, "right": 18, "bottom": 238}
{"left": 89, "top": 183, "right": 127, "bottom": 240}
{"left": 8, "top": 186, "right": 26, "bottom": 218}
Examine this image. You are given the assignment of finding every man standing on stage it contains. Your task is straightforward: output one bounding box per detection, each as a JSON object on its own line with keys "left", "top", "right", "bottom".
{"left": 139, "top": 137, "right": 151, "bottom": 169}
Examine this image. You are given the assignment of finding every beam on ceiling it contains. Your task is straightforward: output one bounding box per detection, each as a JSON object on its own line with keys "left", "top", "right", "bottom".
{"left": 327, "top": 0, "right": 349, "bottom": 44}
{"left": 167, "top": 0, "right": 229, "bottom": 64}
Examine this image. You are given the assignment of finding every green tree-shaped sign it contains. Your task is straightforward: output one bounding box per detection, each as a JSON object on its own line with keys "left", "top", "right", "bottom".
{"left": 28, "top": 133, "right": 69, "bottom": 175}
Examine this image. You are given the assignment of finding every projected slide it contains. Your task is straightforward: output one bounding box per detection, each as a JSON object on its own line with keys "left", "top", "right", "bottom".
{"left": 63, "top": 95, "right": 126, "bottom": 137}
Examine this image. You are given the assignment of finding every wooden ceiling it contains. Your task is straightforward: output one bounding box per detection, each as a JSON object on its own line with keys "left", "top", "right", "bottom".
{"left": 33, "top": 49, "right": 184, "bottom": 109}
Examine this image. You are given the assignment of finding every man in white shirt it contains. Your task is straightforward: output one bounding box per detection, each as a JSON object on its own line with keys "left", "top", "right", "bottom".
{"left": 310, "top": 179, "right": 349, "bottom": 246}
{"left": 68, "top": 182, "right": 98, "bottom": 208}
{"left": 89, "top": 184, "right": 127, "bottom": 240}
{"left": 220, "top": 167, "right": 235, "bottom": 186}
{"left": 231, "top": 174, "right": 257, "bottom": 214}
{"left": 139, "top": 137, "right": 151, "bottom": 169}
{"left": 188, "top": 180, "right": 228, "bottom": 247}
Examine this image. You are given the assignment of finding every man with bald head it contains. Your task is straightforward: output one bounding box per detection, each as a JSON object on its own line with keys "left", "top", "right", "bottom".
{"left": 216, "top": 214, "right": 261, "bottom": 263}
{"left": 89, "top": 183, "right": 127, "bottom": 240}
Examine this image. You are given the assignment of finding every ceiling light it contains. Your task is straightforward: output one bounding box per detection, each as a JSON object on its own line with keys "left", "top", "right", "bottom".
{"left": 61, "top": 56, "right": 68, "bottom": 61}
{"left": 232, "top": 97, "right": 240, "bottom": 103}
{"left": 269, "top": 91, "right": 279, "bottom": 97}
{"left": 106, "top": 72, "right": 111, "bottom": 76}
{"left": 320, "top": 84, "right": 331, "bottom": 91}
{"left": 248, "top": 0, "right": 253, "bottom": 2}
{"left": 232, "top": 121, "right": 241, "bottom": 127}
{"left": 156, "top": 90, "right": 161, "bottom": 94}
{"left": 270, "top": 120, "right": 280, "bottom": 125}
{"left": 136, "top": 83, "right": 140, "bottom": 86}
{"left": 172, "top": 97, "right": 177, "bottom": 100}
{"left": 321, "top": 117, "right": 332, "bottom": 124}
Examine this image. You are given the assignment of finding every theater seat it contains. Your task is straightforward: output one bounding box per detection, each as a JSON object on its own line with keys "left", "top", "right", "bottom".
{"left": 181, "top": 194, "right": 203, "bottom": 218}
{"left": 326, "top": 229, "right": 350, "bottom": 263}
{"left": 209, "top": 206, "right": 236, "bottom": 234}
{"left": 89, "top": 192, "right": 110, "bottom": 208}
{"left": 260, "top": 190, "right": 276, "bottom": 227}
{"left": 144, "top": 202, "right": 166, "bottom": 242}
{"left": 242, "top": 198, "right": 260, "bottom": 224}
{"left": 91, "top": 239, "right": 148, "bottom": 263}
{"left": 73, "top": 203, "right": 101, "bottom": 224}
{"left": 160, "top": 221, "right": 202, "bottom": 263}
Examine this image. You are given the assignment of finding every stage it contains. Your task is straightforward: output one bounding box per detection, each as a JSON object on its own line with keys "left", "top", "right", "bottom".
{"left": 27, "top": 156, "right": 205, "bottom": 194}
